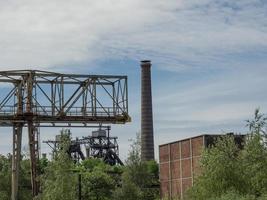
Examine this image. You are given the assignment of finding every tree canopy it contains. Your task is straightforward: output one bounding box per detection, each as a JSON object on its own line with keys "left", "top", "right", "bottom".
{"left": 187, "top": 109, "right": 267, "bottom": 200}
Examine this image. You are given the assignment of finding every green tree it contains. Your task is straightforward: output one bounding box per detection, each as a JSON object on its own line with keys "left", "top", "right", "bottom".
{"left": 187, "top": 135, "right": 245, "bottom": 200}
{"left": 79, "top": 157, "right": 124, "bottom": 200}
{"left": 207, "top": 190, "right": 255, "bottom": 200}
{"left": 112, "top": 173, "right": 142, "bottom": 200}
{"left": 39, "top": 130, "right": 77, "bottom": 200}
{"left": 0, "top": 154, "right": 11, "bottom": 200}
{"left": 82, "top": 168, "right": 115, "bottom": 200}
{"left": 246, "top": 108, "right": 267, "bottom": 136}
{"left": 187, "top": 109, "right": 267, "bottom": 200}
{"left": 113, "top": 133, "right": 159, "bottom": 200}
{"left": 0, "top": 154, "right": 32, "bottom": 200}
{"left": 241, "top": 110, "right": 267, "bottom": 196}
{"left": 19, "top": 157, "right": 32, "bottom": 200}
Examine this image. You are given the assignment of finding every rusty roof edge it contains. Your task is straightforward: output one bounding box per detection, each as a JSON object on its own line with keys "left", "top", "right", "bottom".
{"left": 158, "top": 132, "right": 246, "bottom": 147}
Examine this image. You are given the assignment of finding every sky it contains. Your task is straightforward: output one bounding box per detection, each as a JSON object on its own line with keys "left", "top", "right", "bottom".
{"left": 0, "top": 0, "right": 266, "bottom": 160}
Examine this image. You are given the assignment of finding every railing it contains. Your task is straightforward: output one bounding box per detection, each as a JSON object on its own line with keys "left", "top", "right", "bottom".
{"left": 0, "top": 105, "right": 16, "bottom": 115}
{"left": 0, "top": 105, "right": 126, "bottom": 118}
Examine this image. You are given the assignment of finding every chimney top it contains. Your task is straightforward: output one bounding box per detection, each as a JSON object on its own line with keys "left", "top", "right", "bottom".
{"left": 141, "top": 60, "right": 151, "bottom": 67}
{"left": 141, "top": 60, "right": 151, "bottom": 63}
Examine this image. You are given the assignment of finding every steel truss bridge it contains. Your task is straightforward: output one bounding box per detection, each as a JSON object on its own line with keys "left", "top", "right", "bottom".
{"left": 0, "top": 70, "right": 130, "bottom": 200}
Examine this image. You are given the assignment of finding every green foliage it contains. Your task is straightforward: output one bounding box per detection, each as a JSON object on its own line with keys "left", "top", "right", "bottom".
{"left": 246, "top": 108, "right": 267, "bottom": 135}
{"left": 82, "top": 168, "right": 115, "bottom": 200}
{"left": 3, "top": 110, "right": 267, "bottom": 200}
{"left": 19, "top": 158, "right": 32, "bottom": 200}
{"left": 0, "top": 132, "right": 159, "bottom": 200}
{"left": 81, "top": 158, "right": 106, "bottom": 171}
{"left": 39, "top": 130, "right": 77, "bottom": 200}
{"left": 207, "top": 190, "right": 255, "bottom": 200}
{"left": 159, "top": 196, "right": 180, "bottom": 200}
{"left": 77, "top": 157, "right": 119, "bottom": 200}
{"left": 188, "top": 135, "right": 245, "bottom": 200}
{"left": 125, "top": 133, "right": 142, "bottom": 166}
{"left": 0, "top": 154, "right": 11, "bottom": 200}
{"left": 146, "top": 160, "right": 159, "bottom": 179}
{"left": 187, "top": 109, "right": 267, "bottom": 200}
{"left": 38, "top": 130, "right": 128, "bottom": 200}
{"left": 112, "top": 175, "right": 142, "bottom": 200}
{"left": 113, "top": 133, "right": 159, "bottom": 200}
{"left": 0, "top": 154, "right": 32, "bottom": 200}
{"left": 241, "top": 133, "right": 267, "bottom": 196}
{"left": 39, "top": 156, "right": 49, "bottom": 174}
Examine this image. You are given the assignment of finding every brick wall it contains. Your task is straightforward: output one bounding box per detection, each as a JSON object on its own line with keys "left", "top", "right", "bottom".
{"left": 159, "top": 136, "right": 204, "bottom": 199}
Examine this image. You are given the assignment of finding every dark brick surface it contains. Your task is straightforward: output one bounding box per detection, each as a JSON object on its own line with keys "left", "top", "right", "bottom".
{"left": 182, "top": 178, "right": 192, "bottom": 195}
{"left": 181, "top": 140, "right": 190, "bottom": 158}
{"left": 193, "top": 156, "right": 202, "bottom": 177}
{"left": 160, "top": 181, "right": 170, "bottom": 199}
{"left": 160, "top": 163, "right": 169, "bottom": 181}
{"left": 170, "top": 142, "right": 180, "bottom": 160}
{"left": 171, "top": 180, "right": 181, "bottom": 198}
{"left": 170, "top": 160, "right": 180, "bottom": 179}
{"left": 192, "top": 136, "right": 204, "bottom": 156}
{"left": 159, "top": 145, "right": 169, "bottom": 162}
{"left": 182, "top": 158, "right": 192, "bottom": 178}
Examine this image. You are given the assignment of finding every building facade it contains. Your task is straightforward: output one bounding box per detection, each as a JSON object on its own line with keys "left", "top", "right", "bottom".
{"left": 159, "top": 134, "right": 244, "bottom": 199}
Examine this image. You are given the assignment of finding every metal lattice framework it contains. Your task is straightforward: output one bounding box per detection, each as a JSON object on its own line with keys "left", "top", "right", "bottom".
{"left": 82, "top": 127, "right": 123, "bottom": 165}
{"left": 0, "top": 70, "right": 129, "bottom": 125}
{"left": 0, "top": 70, "right": 130, "bottom": 200}
{"left": 43, "top": 127, "right": 123, "bottom": 165}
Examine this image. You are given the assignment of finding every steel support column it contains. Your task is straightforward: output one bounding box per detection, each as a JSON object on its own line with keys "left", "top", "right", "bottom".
{"left": 11, "top": 79, "right": 24, "bottom": 200}
{"left": 28, "top": 122, "right": 39, "bottom": 196}
{"left": 11, "top": 124, "right": 23, "bottom": 200}
{"left": 26, "top": 72, "right": 40, "bottom": 197}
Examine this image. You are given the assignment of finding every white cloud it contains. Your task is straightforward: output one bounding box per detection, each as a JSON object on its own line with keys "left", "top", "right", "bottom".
{"left": 0, "top": 0, "right": 266, "bottom": 71}
{"left": 0, "top": 0, "right": 182, "bottom": 69}
{"left": 153, "top": 66, "right": 267, "bottom": 138}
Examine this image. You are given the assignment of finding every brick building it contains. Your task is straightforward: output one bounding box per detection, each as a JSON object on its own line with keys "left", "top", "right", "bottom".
{"left": 159, "top": 134, "right": 244, "bottom": 199}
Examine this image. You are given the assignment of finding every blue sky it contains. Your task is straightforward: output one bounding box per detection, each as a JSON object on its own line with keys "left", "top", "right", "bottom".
{"left": 0, "top": 0, "right": 266, "bottom": 160}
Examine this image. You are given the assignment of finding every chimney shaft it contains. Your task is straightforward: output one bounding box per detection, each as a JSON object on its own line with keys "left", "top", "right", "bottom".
{"left": 141, "top": 60, "right": 154, "bottom": 161}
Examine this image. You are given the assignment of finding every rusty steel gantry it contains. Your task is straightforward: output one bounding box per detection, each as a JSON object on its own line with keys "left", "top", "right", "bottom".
{"left": 0, "top": 70, "right": 130, "bottom": 200}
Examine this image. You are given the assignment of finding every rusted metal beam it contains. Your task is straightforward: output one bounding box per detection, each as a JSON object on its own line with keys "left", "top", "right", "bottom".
{"left": 11, "top": 80, "right": 24, "bottom": 200}
{"left": 0, "top": 70, "right": 130, "bottom": 199}
{"left": 11, "top": 123, "right": 23, "bottom": 200}
{"left": 0, "top": 70, "right": 130, "bottom": 125}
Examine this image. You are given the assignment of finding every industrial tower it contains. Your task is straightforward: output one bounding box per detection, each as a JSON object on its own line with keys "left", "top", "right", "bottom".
{"left": 141, "top": 60, "right": 155, "bottom": 161}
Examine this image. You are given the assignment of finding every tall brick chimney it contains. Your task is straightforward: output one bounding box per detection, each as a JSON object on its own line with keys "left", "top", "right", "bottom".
{"left": 141, "top": 60, "right": 154, "bottom": 161}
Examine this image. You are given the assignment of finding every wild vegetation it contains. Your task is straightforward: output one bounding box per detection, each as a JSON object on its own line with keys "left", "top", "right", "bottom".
{"left": 0, "top": 109, "right": 267, "bottom": 200}
{"left": 187, "top": 109, "right": 267, "bottom": 200}
{"left": 0, "top": 132, "right": 159, "bottom": 200}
